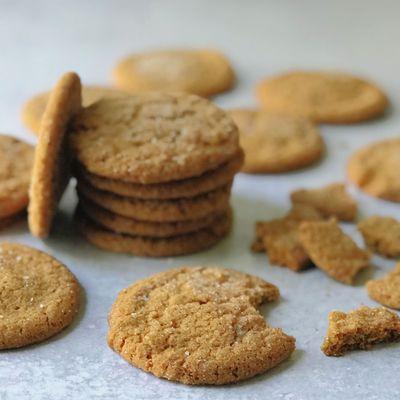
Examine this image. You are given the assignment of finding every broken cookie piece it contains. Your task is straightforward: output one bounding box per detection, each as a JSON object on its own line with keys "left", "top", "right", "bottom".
{"left": 321, "top": 306, "right": 400, "bottom": 356}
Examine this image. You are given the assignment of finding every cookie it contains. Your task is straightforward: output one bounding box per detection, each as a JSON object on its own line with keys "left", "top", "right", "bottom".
{"left": 77, "top": 182, "right": 231, "bottom": 222}
{"left": 77, "top": 210, "right": 232, "bottom": 257}
{"left": 107, "top": 266, "right": 295, "bottom": 384}
{"left": 74, "top": 149, "right": 243, "bottom": 200}
{"left": 366, "top": 264, "right": 400, "bottom": 309}
{"left": 79, "top": 197, "right": 228, "bottom": 238}
{"left": 28, "top": 72, "right": 82, "bottom": 238}
{"left": 229, "top": 109, "right": 323, "bottom": 173}
{"left": 69, "top": 93, "right": 239, "bottom": 184}
{"left": 112, "top": 49, "right": 235, "bottom": 97}
{"left": 358, "top": 216, "right": 400, "bottom": 258}
{"left": 291, "top": 183, "right": 357, "bottom": 221}
{"left": 321, "top": 306, "right": 400, "bottom": 356}
{"left": 0, "top": 135, "right": 34, "bottom": 219}
{"left": 22, "top": 85, "right": 128, "bottom": 134}
{"left": 256, "top": 71, "right": 388, "bottom": 123}
{"left": 348, "top": 138, "right": 400, "bottom": 202}
{"left": 0, "top": 242, "right": 80, "bottom": 349}
{"left": 298, "top": 219, "right": 370, "bottom": 284}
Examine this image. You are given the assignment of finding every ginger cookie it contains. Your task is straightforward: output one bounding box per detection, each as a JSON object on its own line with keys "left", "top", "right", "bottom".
{"left": 229, "top": 109, "right": 323, "bottom": 173}
{"left": 366, "top": 264, "right": 400, "bottom": 309}
{"left": 22, "top": 85, "right": 128, "bottom": 134}
{"left": 74, "top": 149, "right": 243, "bottom": 200}
{"left": 291, "top": 183, "right": 357, "bottom": 221}
{"left": 77, "top": 211, "right": 232, "bottom": 257}
{"left": 107, "top": 266, "right": 295, "bottom": 384}
{"left": 0, "top": 242, "right": 80, "bottom": 349}
{"left": 28, "top": 72, "right": 82, "bottom": 238}
{"left": 358, "top": 216, "right": 400, "bottom": 258}
{"left": 256, "top": 71, "right": 388, "bottom": 123}
{"left": 77, "top": 182, "right": 231, "bottom": 222}
{"left": 348, "top": 138, "right": 400, "bottom": 202}
{"left": 0, "top": 135, "right": 34, "bottom": 219}
{"left": 298, "top": 219, "right": 370, "bottom": 284}
{"left": 79, "top": 198, "right": 228, "bottom": 238}
{"left": 112, "top": 49, "right": 235, "bottom": 97}
{"left": 321, "top": 306, "right": 400, "bottom": 356}
{"left": 69, "top": 93, "right": 239, "bottom": 184}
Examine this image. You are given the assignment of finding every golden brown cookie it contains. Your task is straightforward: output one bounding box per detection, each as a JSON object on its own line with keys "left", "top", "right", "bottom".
{"left": 0, "top": 242, "right": 80, "bottom": 349}
{"left": 348, "top": 138, "right": 400, "bottom": 202}
{"left": 358, "top": 216, "right": 400, "bottom": 258}
{"left": 22, "top": 85, "right": 128, "bottom": 134}
{"left": 74, "top": 149, "right": 243, "bottom": 200}
{"left": 298, "top": 219, "right": 370, "bottom": 284}
{"left": 229, "top": 109, "right": 323, "bottom": 173}
{"left": 107, "top": 266, "right": 295, "bottom": 384}
{"left": 77, "top": 182, "right": 231, "bottom": 222}
{"left": 79, "top": 198, "right": 228, "bottom": 238}
{"left": 0, "top": 135, "right": 34, "bottom": 219}
{"left": 256, "top": 71, "right": 388, "bottom": 123}
{"left": 28, "top": 72, "right": 82, "bottom": 238}
{"left": 77, "top": 211, "right": 232, "bottom": 257}
{"left": 291, "top": 183, "right": 357, "bottom": 221}
{"left": 321, "top": 306, "right": 400, "bottom": 356}
{"left": 366, "top": 264, "right": 400, "bottom": 309}
{"left": 69, "top": 93, "right": 239, "bottom": 184}
{"left": 112, "top": 49, "right": 235, "bottom": 97}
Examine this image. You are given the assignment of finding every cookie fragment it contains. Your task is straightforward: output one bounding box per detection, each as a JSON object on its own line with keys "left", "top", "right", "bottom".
{"left": 366, "top": 264, "right": 400, "bottom": 309}
{"left": 107, "top": 266, "right": 295, "bottom": 384}
{"left": 321, "top": 306, "right": 400, "bottom": 356}
{"left": 298, "top": 219, "right": 370, "bottom": 284}
{"left": 358, "top": 216, "right": 400, "bottom": 258}
{"left": 291, "top": 183, "right": 357, "bottom": 221}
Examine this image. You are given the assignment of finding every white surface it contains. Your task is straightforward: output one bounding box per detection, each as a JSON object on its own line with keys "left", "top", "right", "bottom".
{"left": 1, "top": 1, "right": 400, "bottom": 399}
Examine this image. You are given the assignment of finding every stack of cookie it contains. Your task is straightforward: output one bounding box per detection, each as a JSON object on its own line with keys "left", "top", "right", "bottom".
{"left": 69, "top": 92, "right": 243, "bottom": 257}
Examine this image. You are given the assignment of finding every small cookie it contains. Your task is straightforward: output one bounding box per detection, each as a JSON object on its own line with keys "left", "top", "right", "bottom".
{"left": 79, "top": 197, "right": 228, "bottom": 238}
{"left": 321, "top": 306, "right": 400, "bottom": 356}
{"left": 256, "top": 71, "right": 388, "bottom": 123}
{"left": 0, "top": 135, "right": 34, "bottom": 219}
{"left": 0, "top": 242, "right": 80, "bottom": 349}
{"left": 348, "top": 138, "right": 400, "bottom": 202}
{"left": 112, "top": 49, "right": 235, "bottom": 97}
{"left": 77, "top": 182, "right": 231, "bottom": 222}
{"left": 298, "top": 219, "right": 370, "bottom": 284}
{"left": 291, "top": 183, "right": 357, "bottom": 221}
{"left": 358, "top": 216, "right": 400, "bottom": 258}
{"left": 22, "top": 85, "right": 128, "bottom": 134}
{"left": 74, "top": 149, "right": 243, "bottom": 200}
{"left": 366, "top": 264, "right": 400, "bottom": 309}
{"left": 285, "top": 203, "right": 325, "bottom": 222}
{"left": 28, "top": 72, "right": 82, "bottom": 238}
{"left": 229, "top": 109, "right": 323, "bottom": 173}
{"left": 107, "top": 266, "right": 295, "bottom": 384}
{"left": 77, "top": 211, "right": 232, "bottom": 257}
{"left": 69, "top": 93, "right": 239, "bottom": 184}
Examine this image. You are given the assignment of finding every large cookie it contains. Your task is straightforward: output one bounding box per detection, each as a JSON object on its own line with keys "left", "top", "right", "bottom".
{"left": 107, "top": 266, "right": 295, "bottom": 384}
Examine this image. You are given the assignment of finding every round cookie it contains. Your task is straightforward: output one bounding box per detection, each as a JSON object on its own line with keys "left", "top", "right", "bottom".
{"left": 256, "top": 71, "right": 388, "bottom": 124}
{"left": 77, "top": 211, "right": 232, "bottom": 257}
{"left": 22, "top": 85, "right": 128, "bottom": 134}
{"left": 69, "top": 92, "right": 240, "bottom": 184}
{"left": 28, "top": 72, "right": 82, "bottom": 238}
{"left": 74, "top": 149, "right": 243, "bottom": 200}
{"left": 112, "top": 49, "right": 235, "bottom": 97}
{"left": 107, "top": 266, "right": 295, "bottom": 384}
{"left": 0, "top": 242, "right": 80, "bottom": 349}
{"left": 229, "top": 109, "right": 323, "bottom": 173}
{"left": 0, "top": 135, "right": 34, "bottom": 218}
{"left": 79, "top": 198, "right": 228, "bottom": 237}
{"left": 77, "top": 182, "right": 231, "bottom": 222}
{"left": 347, "top": 138, "right": 400, "bottom": 202}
